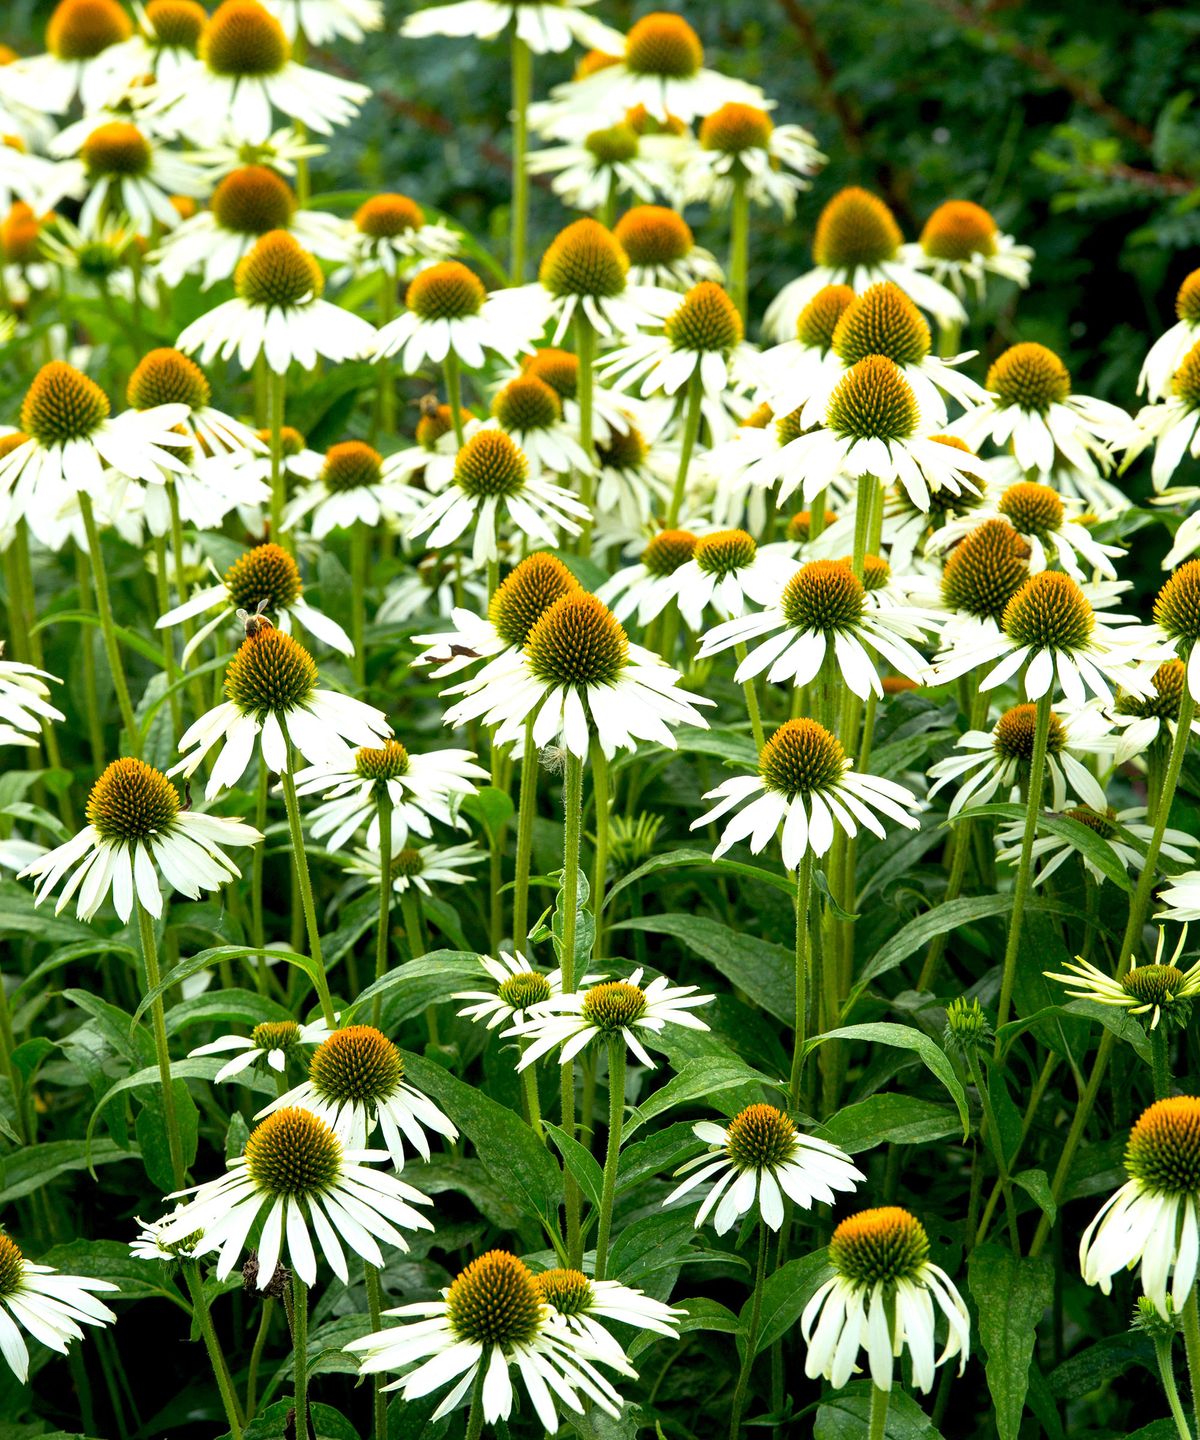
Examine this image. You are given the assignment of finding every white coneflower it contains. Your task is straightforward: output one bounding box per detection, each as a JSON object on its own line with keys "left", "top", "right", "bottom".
{"left": 1124, "top": 339, "right": 1200, "bottom": 492}
{"left": 534, "top": 1268, "right": 679, "bottom": 1375}
{"left": 527, "top": 121, "right": 678, "bottom": 214}
{"left": 1110, "top": 660, "right": 1200, "bottom": 763}
{"left": 693, "top": 718, "right": 922, "bottom": 865}
{"left": 664, "top": 1103, "right": 862, "bottom": 1233}
{"left": 101, "top": 0, "right": 210, "bottom": 86}
{"left": 189, "top": 1017, "right": 332, "bottom": 1082}
{"left": 802, "top": 1206, "right": 970, "bottom": 1393}
{"left": 9, "top": 0, "right": 135, "bottom": 115}
{"left": 156, "top": 542, "right": 353, "bottom": 662}
{"left": 127, "top": 347, "right": 265, "bottom": 466}
{"left": 340, "top": 192, "right": 458, "bottom": 281}
{"left": 50, "top": 118, "right": 208, "bottom": 236}
{"left": 1048, "top": 931, "right": 1199, "bottom": 1033}
{"left": 346, "top": 1250, "right": 625, "bottom": 1428}
{"left": 1159, "top": 874, "right": 1200, "bottom": 925}
{"left": 129, "top": 1206, "right": 203, "bottom": 1263}
{"left": 402, "top": 0, "right": 621, "bottom": 54}
{"left": 597, "top": 527, "right": 697, "bottom": 625}
{"left": 283, "top": 439, "right": 422, "bottom": 538}
{"left": 1081, "top": 1097, "right": 1200, "bottom": 1316}
{"left": 764, "top": 187, "right": 965, "bottom": 342}
{"left": 540, "top": 12, "right": 765, "bottom": 129}
{"left": 0, "top": 1232, "right": 117, "bottom": 1383}
{"left": 444, "top": 591, "right": 714, "bottom": 758}
{"left": 177, "top": 230, "right": 376, "bottom": 374}
{"left": 746, "top": 355, "right": 987, "bottom": 514}
{"left": 486, "top": 374, "right": 594, "bottom": 478}
{"left": 682, "top": 102, "right": 824, "bottom": 218}
{"left": 698, "top": 558, "right": 936, "bottom": 698}
{"left": 1148, "top": 562, "right": 1200, "bottom": 703}
{"left": 668, "top": 528, "right": 802, "bottom": 630}
{"left": 259, "top": 1025, "right": 458, "bottom": 1168}
{"left": 1005, "top": 804, "right": 1197, "bottom": 888}
{"left": 20, "top": 758, "right": 262, "bottom": 922}
{"left": 454, "top": 952, "right": 589, "bottom": 1031}
{"left": 509, "top": 966, "right": 712, "bottom": 1071}
{"left": 927, "top": 702, "right": 1111, "bottom": 818}
{"left": 592, "top": 415, "right": 673, "bottom": 533}
{"left": 0, "top": 362, "right": 188, "bottom": 517}
{"left": 927, "top": 478, "right": 1121, "bottom": 583}
{"left": 147, "top": 0, "right": 370, "bottom": 144}
{"left": 612, "top": 204, "right": 722, "bottom": 291}
{"left": 155, "top": 1106, "right": 434, "bottom": 1286}
{"left": 343, "top": 841, "right": 486, "bottom": 898}
{"left": 292, "top": 737, "right": 486, "bottom": 851}
{"left": 174, "top": 625, "right": 391, "bottom": 798}
{"left": 0, "top": 654, "right": 65, "bottom": 748}
{"left": 754, "top": 283, "right": 855, "bottom": 412}
{"left": 412, "top": 549, "right": 581, "bottom": 678}
{"left": 511, "top": 217, "right": 676, "bottom": 346}
{"left": 371, "top": 260, "right": 542, "bottom": 372}
{"left": 932, "top": 570, "right": 1158, "bottom": 706}
{"left": 1141, "top": 268, "right": 1200, "bottom": 402}
{"left": 899, "top": 199, "right": 1033, "bottom": 317}
{"left": 261, "top": 0, "right": 383, "bottom": 44}
{"left": 951, "top": 342, "right": 1131, "bottom": 511}
{"left": 407, "top": 429, "right": 589, "bottom": 565}
{"left": 153, "top": 163, "right": 352, "bottom": 290}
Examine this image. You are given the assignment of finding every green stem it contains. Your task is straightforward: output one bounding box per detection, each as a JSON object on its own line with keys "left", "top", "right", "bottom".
{"left": 376, "top": 273, "right": 397, "bottom": 437}
{"left": 966, "top": 1047, "right": 1020, "bottom": 1254}
{"left": 268, "top": 369, "right": 288, "bottom": 551}
{"left": 510, "top": 34, "right": 532, "bottom": 284}
{"left": 1155, "top": 1334, "right": 1192, "bottom": 1440}
{"left": 279, "top": 741, "right": 337, "bottom": 1027}
{"left": 78, "top": 493, "right": 140, "bottom": 758}
{"left": 850, "top": 473, "right": 878, "bottom": 580}
{"left": 788, "top": 852, "right": 815, "bottom": 1111}
{"left": 734, "top": 641, "right": 766, "bottom": 753}
{"left": 350, "top": 525, "right": 368, "bottom": 689}
{"left": 372, "top": 797, "right": 392, "bottom": 1023}
{"left": 868, "top": 1382, "right": 891, "bottom": 1440}
{"left": 0, "top": 975, "right": 29, "bottom": 1144}
{"left": 521, "top": 1060, "right": 544, "bottom": 1140}
{"left": 727, "top": 1224, "right": 769, "bottom": 1439}
{"left": 245, "top": 1298, "right": 272, "bottom": 1421}
{"left": 165, "top": 482, "right": 207, "bottom": 726}
{"left": 251, "top": 764, "right": 268, "bottom": 957}
{"left": 464, "top": 1363, "right": 486, "bottom": 1440}
{"left": 1032, "top": 685, "right": 1197, "bottom": 1255}
{"left": 512, "top": 720, "right": 538, "bottom": 954}
{"left": 184, "top": 1263, "right": 244, "bottom": 1440}
{"left": 666, "top": 372, "right": 704, "bottom": 527}
{"left": 560, "top": 749, "right": 584, "bottom": 1267}
{"left": 75, "top": 546, "right": 106, "bottom": 770}
{"left": 364, "top": 1263, "right": 387, "bottom": 1440}
{"left": 729, "top": 172, "right": 750, "bottom": 320}
{"left": 917, "top": 823, "right": 972, "bottom": 993}
{"left": 1152, "top": 1023, "right": 1173, "bottom": 1101}
{"left": 594, "top": 1037, "right": 626, "bottom": 1281}
{"left": 135, "top": 898, "right": 185, "bottom": 1190}
{"left": 292, "top": 1273, "right": 309, "bottom": 1440}
{"left": 152, "top": 534, "right": 184, "bottom": 737}
{"left": 938, "top": 318, "right": 963, "bottom": 358}
{"left": 443, "top": 351, "right": 466, "bottom": 449}
{"left": 993, "top": 688, "right": 1053, "bottom": 1043}
{"left": 1186, "top": 1289, "right": 1200, "bottom": 1440}
{"left": 591, "top": 740, "right": 610, "bottom": 960}
{"left": 575, "top": 313, "right": 596, "bottom": 552}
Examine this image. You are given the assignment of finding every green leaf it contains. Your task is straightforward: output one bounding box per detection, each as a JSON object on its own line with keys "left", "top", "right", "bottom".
{"left": 601, "top": 847, "right": 797, "bottom": 913}
{"left": 88, "top": 1057, "right": 273, "bottom": 1157}
{"left": 163, "top": 988, "right": 292, "bottom": 1036}
{"left": 400, "top": 1052, "right": 562, "bottom": 1233}
{"left": 545, "top": 1122, "right": 604, "bottom": 1215}
{"left": 460, "top": 786, "right": 514, "bottom": 843}
{"left": 0, "top": 1138, "right": 139, "bottom": 1203}
{"left": 31, "top": 608, "right": 165, "bottom": 666}
{"left": 624, "top": 1057, "right": 777, "bottom": 1139}
{"left": 818, "top": 1094, "right": 963, "bottom": 1154}
{"left": 852, "top": 895, "right": 1012, "bottom": 1004}
{"left": 968, "top": 1245, "right": 1053, "bottom": 1440}
{"left": 802, "top": 1024, "right": 969, "bottom": 1137}
{"left": 614, "top": 913, "right": 791, "bottom": 1023}
{"left": 815, "top": 1382, "right": 944, "bottom": 1438}
{"left": 132, "top": 945, "right": 328, "bottom": 1026}
{"left": 955, "top": 803, "right": 1132, "bottom": 891}
{"left": 608, "top": 1207, "right": 737, "bottom": 1285}
{"left": 740, "top": 1250, "right": 832, "bottom": 1359}
{"left": 0, "top": 879, "right": 97, "bottom": 946}
{"left": 136, "top": 1080, "right": 199, "bottom": 1192}
{"left": 1013, "top": 1168, "right": 1057, "bottom": 1223}
{"left": 345, "top": 951, "right": 480, "bottom": 1024}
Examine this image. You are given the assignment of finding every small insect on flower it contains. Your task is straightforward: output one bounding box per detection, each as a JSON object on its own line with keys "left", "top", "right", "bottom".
{"left": 347, "top": 1249, "right": 626, "bottom": 1428}
{"left": 802, "top": 1206, "right": 971, "bottom": 1393}
{"left": 0, "top": 1231, "right": 118, "bottom": 1383}
{"left": 19, "top": 757, "right": 263, "bottom": 922}
{"left": 154, "top": 1106, "right": 434, "bottom": 1287}
{"left": 664, "top": 1103, "right": 863, "bottom": 1233}
{"left": 1080, "top": 1096, "right": 1200, "bottom": 1317}
{"left": 1046, "top": 926, "right": 1200, "bottom": 1031}
{"left": 507, "top": 966, "right": 713, "bottom": 1071}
